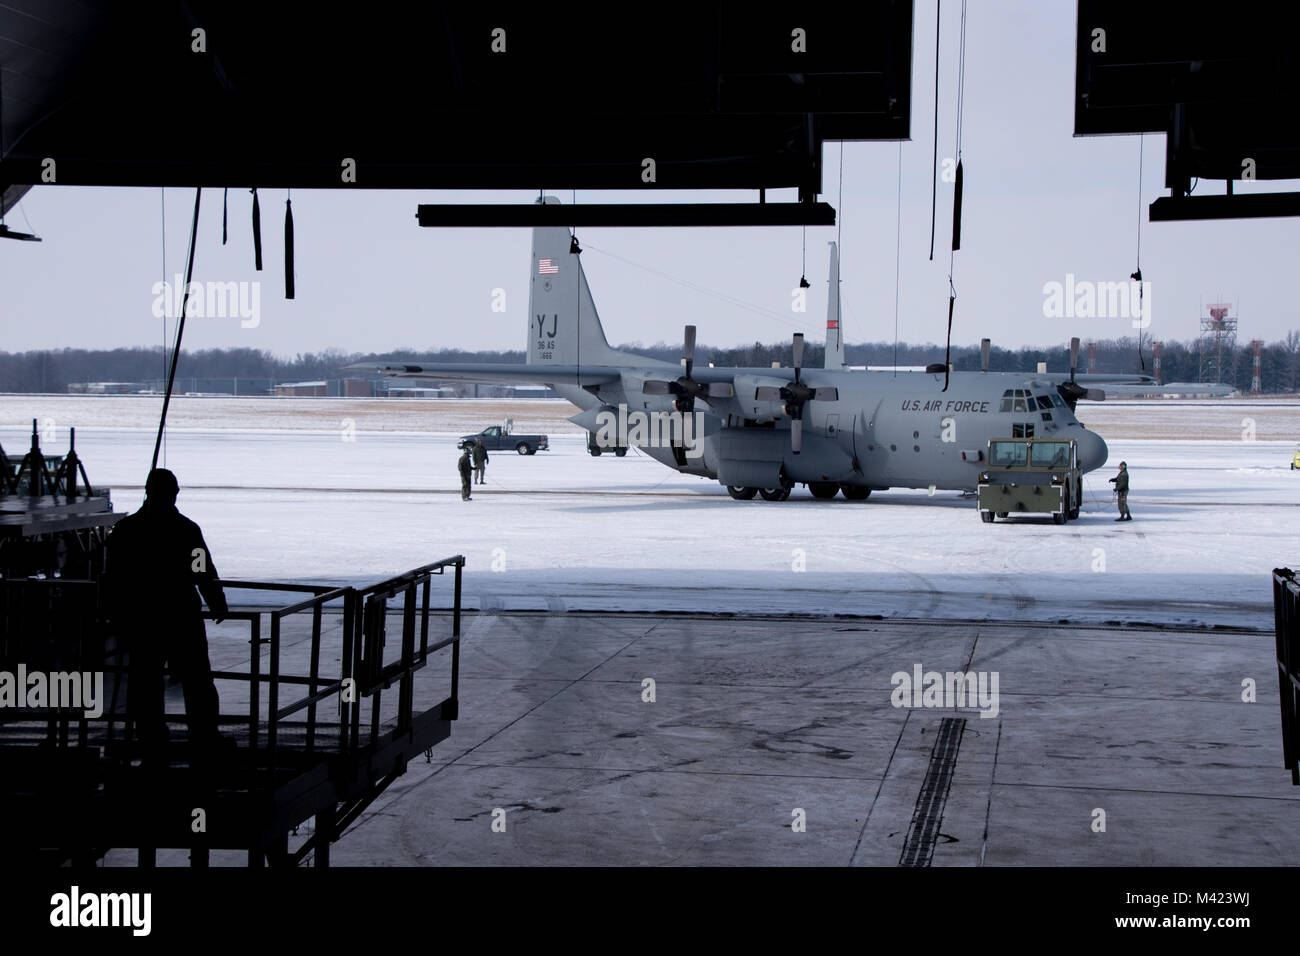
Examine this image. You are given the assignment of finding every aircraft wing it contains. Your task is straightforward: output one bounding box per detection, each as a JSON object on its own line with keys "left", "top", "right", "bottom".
{"left": 1074, "top": 373, "right": 1157, "bottom": 384}
{"left": 1041, "top": 373, "right": 1157, "bottom": 385}
{"left": 344, "top": 362, "right": 623, "bottom": 386}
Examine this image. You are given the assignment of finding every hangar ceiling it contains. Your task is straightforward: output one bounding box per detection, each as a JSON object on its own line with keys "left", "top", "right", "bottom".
{"left": 0, "top": 1, "right": 915, "bottom": 226}
{"left": 1075, "top": 0, "right": 1300, "bottom": 220}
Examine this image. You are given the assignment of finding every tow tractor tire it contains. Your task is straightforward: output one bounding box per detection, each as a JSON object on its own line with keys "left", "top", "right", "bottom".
{"left": 727, "top": 486, "right": 758, "bottom": 500}
{"left": 759, "top": 487, "right": 790, "bottom": 502}
{"left": 517, "top": 443, "right": 530, "bottom": 455}
{"left": 981, "top": 510, "right": 995, "bottom": 523}
{"left": 841, "top": 485, "right": 872, "bottom": 500}
{"left": 808, "top": 482, "right": 840, "bottom": 499}
{"left": 615, "top": 448, "right": 628, "bottom": 457}
{"left": 1052, "top": 512, "right": 1067, "bottom": 525}
{"left": 589, "top": 447, "right": 602, "bottom": 457}
{"left": 997, "top": 512, "right": 1009, "bottom": 519}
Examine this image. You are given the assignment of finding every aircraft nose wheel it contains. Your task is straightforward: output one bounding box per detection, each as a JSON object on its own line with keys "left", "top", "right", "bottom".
{"left": 727, "top": 486, "right": 758, "bottom": 500}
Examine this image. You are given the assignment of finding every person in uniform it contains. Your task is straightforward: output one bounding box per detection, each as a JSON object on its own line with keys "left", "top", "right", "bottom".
{"left": 1108, "top": 461, "right": 1131, "bottom": 521}
{"left": 472, "top": 437, "right": 489, "bottom": 485}
{"left": 458, "top": 447, "right": 473, "bottom": 500}
{"left": 107, "top": 468, "right": 229, "bottom": 755}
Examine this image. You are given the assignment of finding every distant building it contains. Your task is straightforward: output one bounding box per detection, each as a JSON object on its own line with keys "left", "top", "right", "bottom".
{"left": 381, "top": 385, "right": 458, "bottom": 398}
{"left": 273, "top": 381, "right": 328, "bottom": 397}
{"left": 342, "top": 379, "right": 373, "bottom": 397}
{"left": 67, "top": 382, "right": 140, "bottom": 394}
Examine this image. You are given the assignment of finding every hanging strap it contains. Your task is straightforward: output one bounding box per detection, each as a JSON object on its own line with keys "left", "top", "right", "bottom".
{"left": 284, "top": 195, "right": 295, "bottom": 299}
{"left": 251, "top": 187, "right": 263, "bottom": 271}
{"left": 151, "top": 188, "right": 202, "bottom": 472}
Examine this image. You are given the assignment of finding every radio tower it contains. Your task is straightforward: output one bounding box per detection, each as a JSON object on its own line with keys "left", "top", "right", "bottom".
{"left": 1152, "top": 341, "right": 1163, "bottom": 384}
{"left": 1250, "top": 339, "right": 1263, "bottom": 395}
{"left": 1198, "top": 302, "right": 1238, "bottom": 385}
{"left": 1087, "top": 341, "right": 1096, "bottom": 374}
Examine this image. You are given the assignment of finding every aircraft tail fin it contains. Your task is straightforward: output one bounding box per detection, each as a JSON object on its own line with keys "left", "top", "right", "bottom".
{"left": 527, "top": 197, "right": 633, "bottom": 369}
{"left": 824, "top": 241, "right": 844, "bottom": 369}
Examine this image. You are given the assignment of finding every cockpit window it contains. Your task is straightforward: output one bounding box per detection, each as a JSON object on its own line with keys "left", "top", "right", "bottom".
{"left": 1012, "top": 398, "right": 1027, "bottom": 412}
{"left": 1050, "top": 393, "right": 1066, "bottom": 408}
{"left": 990, "top": 441, "right": 1028, "bottom": 467}
{"left": 999, "top": 397, "right": 1012, "bottom": 412}
{"left": 1035, "top": 395, "right": 1053, "bottom": 409}
{"left": 1030, "top": 442, "right": 1070, "bottom": 467}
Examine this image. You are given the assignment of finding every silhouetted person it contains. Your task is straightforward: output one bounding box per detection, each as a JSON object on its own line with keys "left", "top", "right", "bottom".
{"left": 108, "top": 468, "right": 229, "bottom": 756}
{"left": 458, "top": 448, "right": 473, "bottom": 500}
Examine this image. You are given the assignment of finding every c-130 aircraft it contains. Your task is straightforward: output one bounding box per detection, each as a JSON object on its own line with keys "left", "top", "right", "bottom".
{"left": 360, "top": 197, "right": 1148, "bottom": 501}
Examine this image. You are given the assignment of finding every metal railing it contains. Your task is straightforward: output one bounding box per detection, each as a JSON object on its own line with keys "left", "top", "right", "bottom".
{"left": 0, "top": 558, "right": 464, "bottom": 763}
{"left": 208, "top": 556, "right": 464, "bottom": 757}
{"left": 1274, "top": 568, "right": 1299, "bottom": 786}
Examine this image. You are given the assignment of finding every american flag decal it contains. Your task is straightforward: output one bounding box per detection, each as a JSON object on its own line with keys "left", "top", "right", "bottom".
{"left": 538, "top": 258, "right": 558, "bottom": 275}
{"left": 827, "top": 319, "right": 839, "bottom": 329}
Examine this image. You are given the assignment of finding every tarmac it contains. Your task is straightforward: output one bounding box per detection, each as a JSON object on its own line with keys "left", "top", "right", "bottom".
{"left": 307, "top": 611, "right": 1299, "bottom": 866}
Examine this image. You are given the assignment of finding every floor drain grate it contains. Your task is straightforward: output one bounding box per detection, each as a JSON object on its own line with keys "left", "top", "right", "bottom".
{"left": 899, "top": 716, "right": 967, "bottom": 867}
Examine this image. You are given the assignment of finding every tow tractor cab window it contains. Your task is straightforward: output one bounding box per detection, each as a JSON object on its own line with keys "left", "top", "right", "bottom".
{"left": 990, "top": 441, "right": 1028, "bottom": 467}
{"left": 1030, "top": 442, "right": 1070, "bottom": 467}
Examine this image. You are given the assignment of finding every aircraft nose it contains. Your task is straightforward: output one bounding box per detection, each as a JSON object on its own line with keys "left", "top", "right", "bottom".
{"left": 1075, "top": 427, "right": 1109, "bottom": 472}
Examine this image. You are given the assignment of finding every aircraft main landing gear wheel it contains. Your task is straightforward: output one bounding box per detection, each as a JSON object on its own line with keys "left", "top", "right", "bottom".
{"left": 981, "top": 511, "right": 995, "bottom": 523}
{"left": 808, "top": 481, "right": 840, "bottom": 499}
{"left": 727, "top": 485, "right": 758, "bottom": 500}
{"left": 615, "top": 448, "right": 628, "bottom": 457}
{"left": 759, "top": 487, "right": 791, "bottom": 502}
{"left": 841, "top": 485, "right": 871, "bottom": 500}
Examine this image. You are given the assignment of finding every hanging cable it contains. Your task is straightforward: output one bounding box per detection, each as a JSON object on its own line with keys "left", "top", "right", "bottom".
{"left": 942, "top": 0, "right": 968, "bottom": 392}
{"left": 222, "top": 187, "right": 228, "bottom": 245}
{"left": 799, "top": 225, "right": 809, "bottom": 288}
{"left": 582, "top": 240, "right": 803, "bottom": 330}
{"left": 837, "top": 140, "right": 844, "bottom": 254}
{"left": 151, "top": 188, "right": 202, "bottom": 472}
{"left": 1132, "top": 135, "right": 1146, "bottom": 371}
{"left": 160, "top": 187, "right": 167, "bottom": 463}
{"left": 894, "top": 141, "right": 903, "bottom": 376}
{"left": 928, "top": 0, "right": 941, "bottom": 261}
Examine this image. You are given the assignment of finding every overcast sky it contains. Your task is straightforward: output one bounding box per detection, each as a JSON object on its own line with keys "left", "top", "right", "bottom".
{"left": 2, "top": 1, "right": 1297, "bottom": 358}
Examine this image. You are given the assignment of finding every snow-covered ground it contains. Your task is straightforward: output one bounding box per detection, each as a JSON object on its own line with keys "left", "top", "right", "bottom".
{"left": 3, "top": 397, "right": 1297, "bottom": 628}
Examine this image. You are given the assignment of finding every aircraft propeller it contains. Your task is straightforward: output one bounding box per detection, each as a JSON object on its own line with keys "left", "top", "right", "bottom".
{"left": 642, "top": 325, "right": 734, "bottom": 412}
{"left": 1056, "top": 336, "right": 1104, "bottom": 409}
{"left": 754, "top": 333, "right": 838, "bottom": 454}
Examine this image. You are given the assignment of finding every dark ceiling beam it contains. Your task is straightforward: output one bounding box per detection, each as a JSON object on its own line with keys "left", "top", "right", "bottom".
{"left": 1149, "top": 193, "right": 1300, "bottom": 221}
{"left": 415, "top": 202, "right": 836, "bottom": 228}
